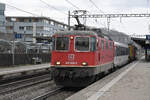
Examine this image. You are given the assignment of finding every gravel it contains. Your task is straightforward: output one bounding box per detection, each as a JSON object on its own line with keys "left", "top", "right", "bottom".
{"left": 0, "top": 80, "right": 57, "bottom": 100}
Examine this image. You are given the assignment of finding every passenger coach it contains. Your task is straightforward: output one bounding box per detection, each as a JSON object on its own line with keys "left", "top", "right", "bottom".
{"left": 114, "top": 42, "right": 129, "bottom": 67}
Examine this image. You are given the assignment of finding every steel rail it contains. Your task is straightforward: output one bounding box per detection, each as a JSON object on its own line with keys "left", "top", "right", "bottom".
{"left": 0, "top": 74, "right": 51, "bottom": 87}
{"left": 0, "top": 74, "right": 51, "bottom": 95}
{"left": 31, "top": 87, "right": 63, "bottom": 100}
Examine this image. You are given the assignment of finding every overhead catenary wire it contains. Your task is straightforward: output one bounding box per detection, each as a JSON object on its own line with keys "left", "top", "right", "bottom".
{"left": 40, "top": 0, "right": 68, "bottom": 15}
{"left": 65, "top": 0, "right": 87, "bottom": 26}
{"left": 89, "top": 0, "right": 104, "bottom": 14}
{"left": 65, "top": 0, "right": 80, "bottom": 10}
{"left": 65, "top": 0, "right": 106, "bottom": 27}
{"left": 5, "top": 2, "right": 69, "bottom": 25}
{"left": 6, "top": 3, "right": 40, "bottom": 16}
{"left": 86, "top": 0, "right": 108, "bottom": 27}
{"left": 88, "top": 0, "right": 125, "bottom": 31}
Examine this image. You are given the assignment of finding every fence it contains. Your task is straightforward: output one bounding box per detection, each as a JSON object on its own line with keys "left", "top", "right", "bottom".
{"left": 0, "top": 53, "right": 51, "bottom": 66}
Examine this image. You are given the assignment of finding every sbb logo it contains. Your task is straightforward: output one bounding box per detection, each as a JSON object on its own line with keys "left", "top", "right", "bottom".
{"left": 68, "top": 54, "right": 75, "bottom": 61}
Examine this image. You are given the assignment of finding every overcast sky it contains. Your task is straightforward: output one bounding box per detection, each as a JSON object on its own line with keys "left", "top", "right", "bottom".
{"left": 1, "top": 0, "right": 150, "bottom": 36}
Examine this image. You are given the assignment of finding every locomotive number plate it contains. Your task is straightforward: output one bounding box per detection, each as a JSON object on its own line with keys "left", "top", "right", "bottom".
{"left": 65, "top": 62, "right": 77, "bottom": 64}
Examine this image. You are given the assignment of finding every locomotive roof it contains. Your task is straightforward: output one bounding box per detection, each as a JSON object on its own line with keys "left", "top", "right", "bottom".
{"left": 54, "top": 30, "right": 112, "bottom": 40}
{"left": 54, "top": 30, "right": 98, "bottom": 36}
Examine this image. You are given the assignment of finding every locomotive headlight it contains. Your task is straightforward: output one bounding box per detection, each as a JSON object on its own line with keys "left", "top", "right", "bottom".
{"left": 56, "top": 61, "right": 61, "bottom": 65}
{"left": 82, "top": 62, "right": 88, "bottom": 66}
{"left": 70, "top": 36, "right": 74, "bottom": 39}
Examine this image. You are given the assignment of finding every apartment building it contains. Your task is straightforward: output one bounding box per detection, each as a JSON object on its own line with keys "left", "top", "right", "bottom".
{"left": 0, "top": 3, "right": 6, "bottom": 33}
{"left": 6, "top": 16, "right": 68, "bottom": 42}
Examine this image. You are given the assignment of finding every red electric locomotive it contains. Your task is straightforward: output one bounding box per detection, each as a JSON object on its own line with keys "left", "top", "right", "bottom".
{"left": 51, "top": 30, "right": 114, "bottom": 87}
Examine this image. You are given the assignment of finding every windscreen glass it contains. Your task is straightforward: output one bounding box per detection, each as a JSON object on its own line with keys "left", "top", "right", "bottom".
{"left": 56, "top": 37, "right": 69, "bottom": 51}
{"left": 75, "top": 37, "right": 89, "bottom": 51}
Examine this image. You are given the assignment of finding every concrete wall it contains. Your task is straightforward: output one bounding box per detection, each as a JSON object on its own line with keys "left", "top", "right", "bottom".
{"left": 0, "top": 32, "right": 13, "bottom": 41}
{"left": 0, "top": 53, "right": 51, "bottom": 66}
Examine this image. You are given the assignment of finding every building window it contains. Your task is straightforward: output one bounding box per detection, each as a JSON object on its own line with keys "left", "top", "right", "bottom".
{"left": 19, "top": 26, "right": 24, "bottom": 30}
{"left": 25, "top": 37, "right": 33, "bottom": 42}
{"left": 36, "top": 26, "right": 43, "bottom": 30}
{"left": 50, "top": 27, "right": 53, "bottom": 31}
{"left": 6, "top": 18, "right": 11, "bottom": 22}
{"left": 0, "top": 21, "right": 5, "bottom": 26}
{"left": 44, "top": 27, "right": 49, "bottom": 31}
{"left": 54, "top": 23, "right": 58, "bottom": 26}
{"left": 26, "top": 26, "right": 33, "bottom": 30}
{"left": 0, "top": 10, "right": 4, "bottom": 15}
{"left": 19, "top": 18, "right": 24, "bottom": 22}
{"left": 6, "top": 26, "right": 13, "bottom": 30}
{"left": 45, "top": 20, "right": 49, "bottom": 24}
{"left": 29, "top": 19, "right": 32, "bottom": 22}
{"left": 33, "top": 18, "right": 39, "bottom": 22}
{"left": 51, "top": 21, "right": 54, "bottom": 25}
{"left": 10, "top": 18, "right": 16, "bottom": 22}
{"left": 58, "top": 24, "right": 61, "bottom": 27}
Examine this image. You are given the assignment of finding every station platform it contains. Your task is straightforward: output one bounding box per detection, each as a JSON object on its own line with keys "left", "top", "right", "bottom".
{"left": 0, "top": 63, "right": 50, "bottom": 76}
{"left": 66, "top": 56, "right": 150, "bottom": 100}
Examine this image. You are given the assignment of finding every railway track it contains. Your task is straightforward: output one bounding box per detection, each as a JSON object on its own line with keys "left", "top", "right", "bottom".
{"left": 31, "top": 87, "right": 63, "bottom": 100}
{"left": 0, "top": 73, "right": 51, "bottom": 95}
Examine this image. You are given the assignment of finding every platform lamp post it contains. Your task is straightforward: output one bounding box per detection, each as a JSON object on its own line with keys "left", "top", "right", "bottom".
{"left": 11, "top": 18, "right": 16, "bottom": 66}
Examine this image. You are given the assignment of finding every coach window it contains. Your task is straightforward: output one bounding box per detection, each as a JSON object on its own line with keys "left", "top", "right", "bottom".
{"left": 90, "top": 37, "right": 96, "bottom": 51}
{"left": 56, "top": 37, "right": 69, "bottom": 51}
{"left": 75, "top": 37, "right": 89, "bottom": 51}
{"left": 101, "top": 40, "right": 104, "bottom": 50}
{"left": 118, "top": 47, "right": 121, "bottom": 56}
{"left": 115, "top": 47, "right": 118, "bottom": 56}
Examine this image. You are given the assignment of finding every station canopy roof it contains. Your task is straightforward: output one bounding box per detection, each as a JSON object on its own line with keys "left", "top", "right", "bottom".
{"left": 131, "top": 37, "right": 146, "bottom": 48}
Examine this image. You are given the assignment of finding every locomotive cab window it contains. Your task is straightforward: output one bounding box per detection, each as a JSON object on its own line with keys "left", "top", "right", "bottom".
{"left": 56, "top": 37, "right": 69, "bottom": 51}
{"left": 75, "top": 37, "right": 89, "bottom": 51}
{"left": 91, "top": 37, "right": 96, "bottom": 51}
